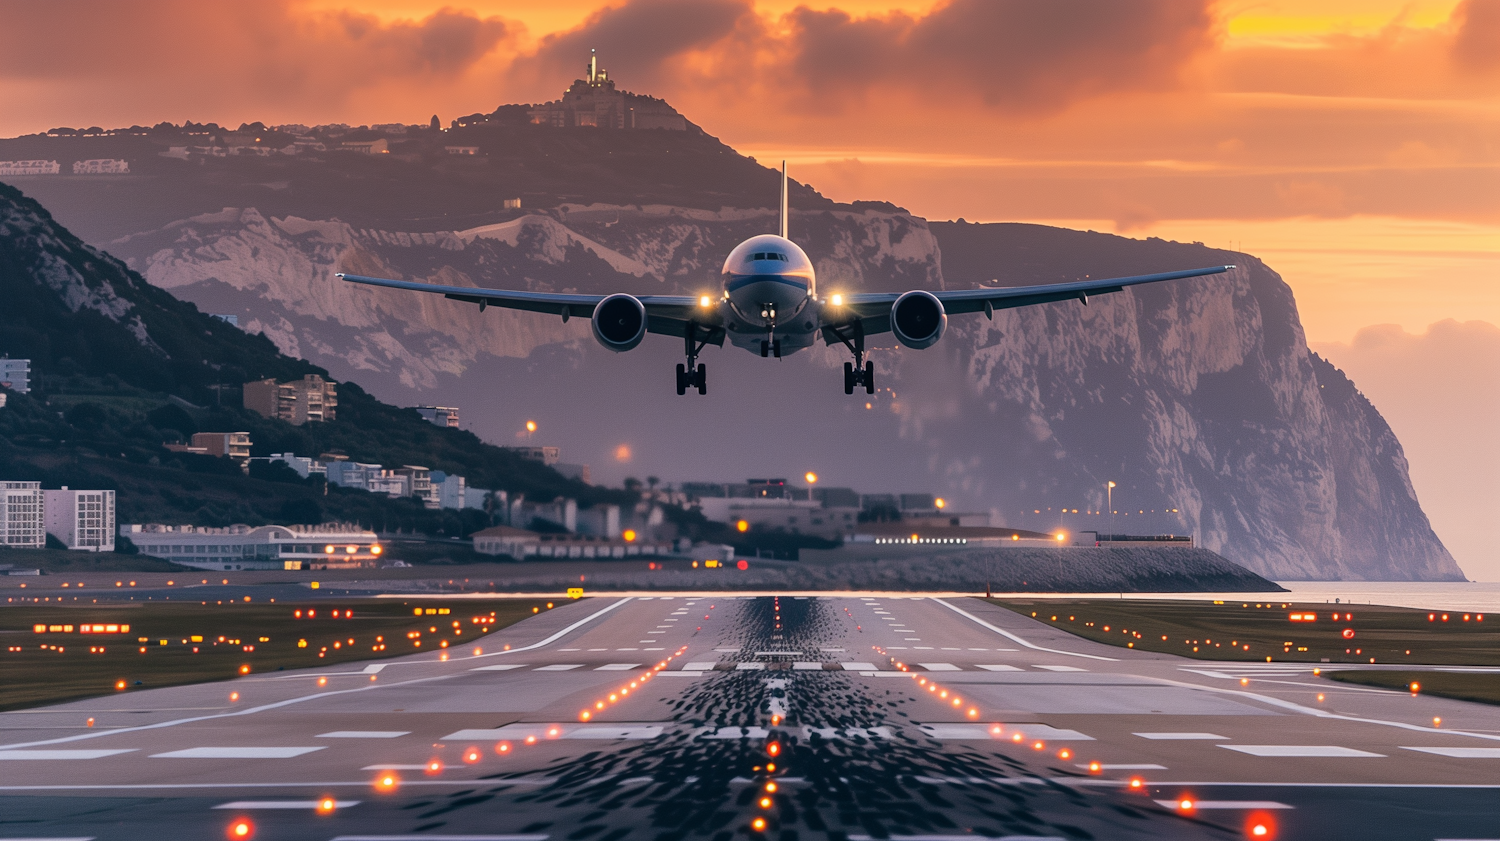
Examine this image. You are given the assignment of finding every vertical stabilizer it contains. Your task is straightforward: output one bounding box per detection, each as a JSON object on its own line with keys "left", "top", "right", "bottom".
{"left": 779, "top": 160, "right": 788, "bottom": 239}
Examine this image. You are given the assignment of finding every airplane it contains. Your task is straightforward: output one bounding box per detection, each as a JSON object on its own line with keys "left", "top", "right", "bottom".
{"left": 339, "top": 164, "right": 1232, "bottom": 396}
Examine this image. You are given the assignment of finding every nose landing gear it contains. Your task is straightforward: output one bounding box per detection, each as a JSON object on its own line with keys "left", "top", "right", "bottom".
{"left": 760, "top": 339, "right": 782, "bottom": 358}
{"left": 843, "top": 359, "right": 875, "bottom": 395}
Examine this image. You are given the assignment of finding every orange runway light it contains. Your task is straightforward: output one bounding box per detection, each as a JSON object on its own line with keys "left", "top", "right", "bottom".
{"left": 464, "top": 748, "right": 481, "bottom": 763}
{"left": 580, "top": 711, "right": 592, "bottom": 721}
{"left": 1129, "top": 777, "right": 1144, "bottom": 790}
{"left": 1088, "top": 761, "right": 1101, "bottom": 774}
{"left": 1245, "top": 812, "right": 1278, "bottom": 838}
{"left": 115, "top": 680, "right": 126, "bottom": 691}
{"left": 1058, "top": 749, "right": 1071, "bottom": 760}
{"left": 766, "top": 742, "right": 781, "bottom": 757}
{"left": 228, "top": 818, "right": 254, "bottom": 839}
{"left": 1178, "top": 798, "right": 1195, "bottom": 812}
{"left": 1434, "top": 717, "right": 1442, "bottom": 727}
{"left": 496, "top": 742, "right": 512, "bottom": 754}
{"left": 427, "top": 760, "right": 443, "bottom": 774}
{"left": 765, "top": 782, "right": 778, "bottom": 793}
{"left": 1032, "top": 741, "right": 1045, "bottom": 750}
{"left": 376, "top": 773, "right": 399, "bottom": 791}
{"left": 317, "top": 797, "right": 336, "bottom": 813}
{"left": 229, "top": 692, "right": 239, "bottom": 702}
{"left": 751, "top": 818, "right": 767, "bottom": 832}
{"left": 525, "top": 735, "right": 537, "bottom": 744}
{"left": 759, "top": 797, "right": 773, "bottom": 808}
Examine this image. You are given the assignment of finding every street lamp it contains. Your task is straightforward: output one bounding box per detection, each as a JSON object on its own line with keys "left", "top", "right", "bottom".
{"left": 1107, "top": 481, "right": 1117, "bottom": 536}
{"left": 525, "top": 420, "right": 537, "bottom": 440}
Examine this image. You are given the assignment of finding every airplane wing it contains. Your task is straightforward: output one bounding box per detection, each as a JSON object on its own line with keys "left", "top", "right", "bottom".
{"left": 337, "top": 273, "right": 726, "bottom": 345}
{"left": 825, "top": 265, "right": 1235, "bottom": 340}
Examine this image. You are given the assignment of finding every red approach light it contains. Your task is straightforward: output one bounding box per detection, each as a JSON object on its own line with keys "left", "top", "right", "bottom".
{"left": 1245, "top": 811, "right": 1278, "bottom": 838}
{"left": 766, "top": 741, "right": 781, "bottom": 757}
{"left": 737, "top": 560, "right": 749, "bottom": 570}
{"left": 227, "top": 818, "right": 254, "bottom": 839}
{"left": 1342, "top": 628, "right": 1355, "bottom": 639}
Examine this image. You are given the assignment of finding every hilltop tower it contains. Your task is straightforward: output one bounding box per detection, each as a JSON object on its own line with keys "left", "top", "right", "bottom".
{"left": 528, "top": 51, "right": 686, "bottom": 131}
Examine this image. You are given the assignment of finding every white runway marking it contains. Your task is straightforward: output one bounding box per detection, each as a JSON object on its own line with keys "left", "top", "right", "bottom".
{"left": 1134, "top": 732, "right": 1228, "bottom": 740}
{"left": 316, "top": 731, "right": 409, "bottom": 739}
{"left": 151, "top": 747, "right": 325, "bottom": 759}
{"left": 842, "top": 662, "right": 878, "bottom": 671}
{"left": 0, "top": 837, "right": 97, "bottom": 841}
{"left": 330, "top": 835, "right": 549, "bottom": 840}
{"left": 471, "top": 664, "right": 528, "bottom": 671}
{"left": 793, "top": 662, "right": 824, "bottom": 670}
{"left": 595, "top": 663, "right": 639, "bottom": 670}
{"left": 1402, "top": 747, "right": 1500, "bottom": 758}
{"left": 656, "top": 671, "right": 705, "bottom": 677}
{"left": 214, "top": 800, "right": 360, "bottom": 809}
{"left": 361, "top": 764, "right": 431, "bottom": 770}
{"left": 1033, "top": 665, "right": 1086, "bottom": 672}
{"left": 921, "top": 724, "right": 1093, "bottom": 741}
{"left": 0, "top": 749, "right": 134, "bottom": 760}
{"left": 559, "top": 648, "right": 580, "bottom": 651}
{"left": 736, "top": 663, "right": 766, "bottom": 670}
{"left": 918, "top": 663, "right": 961, "bottom": 671}
{"left": 361, "top": 664, "right": 386, "bottom": 674}
{"left": 1154, "top": 800, "right": 1292, "bottom": 810}
{"left": 445, "top": 725, "right": 662, "bottom": 740}
{"left": 933, "top": 599, "right": 1117, "bottom": 661}
{"left": 1078, "top": 763, "right": 1166, "bottom": 770}
{"left": 977, "top": 665, "right": 1023, "bottom": 672}
{"left": 1219, "top": 745, "right": 1385, "bottom": 757}
{"left": 534, "top": 664, "right": 583, "bottom": 671}
{"left": 684, "top": 661, "right": 718, "bottom": 670}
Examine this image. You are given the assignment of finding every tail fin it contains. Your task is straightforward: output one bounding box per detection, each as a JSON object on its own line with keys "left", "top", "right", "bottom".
{"left": 779, "top": 160, "right": 788, "bottom": 239}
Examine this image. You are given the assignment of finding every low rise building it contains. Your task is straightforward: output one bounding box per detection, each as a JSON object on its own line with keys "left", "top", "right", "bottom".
{"left": 0, "top": 357, "right": 30, "bottom": 393}
{"left": 471, "top": 525, "right": 667, "bottom": 559}
{"left": 244, "top": 375, "right": 337, "bottom": 425}
{"left": 43, "top": 488, "right": 115, "bottom": 552}
{"left": 0, "top": 160, "right": 60, "bottom": 175}
{"left": 1, "top": 481, "right": 45, "bottom": 548}
{"left": 191, "top": 431, "right": 252, "bottom": 461}
{"left": 415, "top": 405, "right": 459, "bottom": 427}
{"left": 444, "top": 145, "right": 479, "bottom": 155}
{"left": 326, "top": 461, "right": 382, "bottom": 491}
{"left": 341, "top": 138, "right": 388, "bottom": 155}
{"left": 395, "top": 466, "right": 438, "bottom": 509}
{"left": 430, "top": 471, "right": 468, "bottom": 509}
{"left": 72, "top": 159, "right": 129, "bottom": 174}
{"left": 510, "top": 496, "right": 576, "bottom": 532}
{"left": 121, "top": 522, "right": 382, "bottom": 570}
{"left": 505, "top": 446, "right": 560, "bottom": 465}
{"left": 250, "top": 452, "right": 326, "bottom": 479}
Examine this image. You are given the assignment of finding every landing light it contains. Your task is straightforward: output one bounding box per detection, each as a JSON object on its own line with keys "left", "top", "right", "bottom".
{"left": 830, "top": 294, "right": 843, "bottom": 306}
{"left": 700, "top": 295, "right": 713, "bottom": 307}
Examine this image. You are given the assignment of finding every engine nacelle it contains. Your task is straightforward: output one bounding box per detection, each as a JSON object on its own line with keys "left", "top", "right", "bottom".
{"left": 891, "top": 290, "right": 947, "bottom": 350}
{"left": 591, "top": 294, "right": 647, "bottom": 352}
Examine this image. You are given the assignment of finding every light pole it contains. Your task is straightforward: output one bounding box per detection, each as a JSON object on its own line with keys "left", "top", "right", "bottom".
{"left": 1107, "top": 481, "right": 1116, "bottom": 537}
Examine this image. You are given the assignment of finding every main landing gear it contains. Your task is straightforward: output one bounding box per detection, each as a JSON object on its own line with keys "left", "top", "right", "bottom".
{"left": 827, "top": 321, "right": 875, "bottom": 395}
{"left": 677, "top": 321, "right": 709, "bottom": 395}
{"left": 760, "top": 339, "right": 781, "bottom": 358}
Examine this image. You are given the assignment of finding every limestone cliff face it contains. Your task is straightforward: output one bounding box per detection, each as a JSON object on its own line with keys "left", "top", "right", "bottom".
{"left": 106, "top": 209, "right": 1461, "bottom": 581}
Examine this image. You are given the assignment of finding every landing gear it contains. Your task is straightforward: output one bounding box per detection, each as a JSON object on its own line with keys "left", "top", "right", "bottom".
{"left": 760, "top": 339, "right": 781, "bottom": 358}
{"left": 676, "top": 362, "right": 706, "bottom": 395}
{"left": 678, "top": 321, "right": 709, "bottom": 395}
{"left": 843, "top": 360, "right": 874, "bottom": 395}
{"left": 828, "top": 321, "right": 874, "bottom": 395}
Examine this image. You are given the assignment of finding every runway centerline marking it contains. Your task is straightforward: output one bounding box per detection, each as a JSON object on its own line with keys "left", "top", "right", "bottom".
{"left": 214, "top": 799, "right": 360, "bottom": 809}
{"left": 1153, "top": 800, "right": 1292, "bottom": 810}
{"left": 1218, "top": 745, "right": 1385, "bottom": 757}
{"left": 1402, "top": 747, "right": 1500, "bottom": 758}
{"left": 151, "top": 746, "right": 325, "bottom": 759}
{"left": 0, "top": 749, "right": 135, "bottom": 760}
{"left": 316, "top": 731, "right": 409, "bottom": 739}
{"left": 1134, "top": 732, "right": 1228, "bottom": 740}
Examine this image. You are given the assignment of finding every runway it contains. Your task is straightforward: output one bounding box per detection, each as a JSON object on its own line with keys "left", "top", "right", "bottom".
{"left": 2, "top": 595, "right": 1498, "bottom": 840}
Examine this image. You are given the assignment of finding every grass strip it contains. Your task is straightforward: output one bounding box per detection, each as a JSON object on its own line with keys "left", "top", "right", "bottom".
{"left": 1324, "top": 669, "right": 1500, "bottom": 706}
{"left": 0, "top": 597, "right": 556, "bottom": 711}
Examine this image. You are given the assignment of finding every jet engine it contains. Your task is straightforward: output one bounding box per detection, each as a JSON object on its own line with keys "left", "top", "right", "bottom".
{"left": 890, "top": 290, "right": 947, "bottom": 350}
{"left": 591, "top": 294, "right": 647, "bottom": 352}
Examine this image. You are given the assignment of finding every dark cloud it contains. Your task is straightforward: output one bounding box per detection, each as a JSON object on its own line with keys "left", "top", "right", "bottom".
{"left": 518, "top": 0, "right": 752, "bottom": 93}
{"left": 0, "top": 2, "right": 511, "bottom": 95}
{"left": 1452, "top": 0, "right": 1500, "bottom": 72}
{"left": 782, "top": 0, "right": 1218, "bottom": 111}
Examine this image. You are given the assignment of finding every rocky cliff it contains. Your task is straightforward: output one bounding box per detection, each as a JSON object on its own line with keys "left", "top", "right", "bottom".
{"left": 98, "top": 203, "right": 1461, "bottom": 581}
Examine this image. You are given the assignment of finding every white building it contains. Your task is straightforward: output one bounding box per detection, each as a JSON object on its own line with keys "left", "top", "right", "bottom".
{"left": 72, "top": 159, "right": 129, "bottom": 174}
{"left": 325, "top": 461, "right": 382, "bottom": 491}
{"left": 261, "top": 452, "right": 325, "bottom": 479}
{"left": 0, "top": 160, "right": 60, "bottom": 176}
{"left": 1, "top": 481, "right": 45, "bottom": 548}
{"left": 121, "top": 522, "right": 382, "bottom": 570}
{"left": 575, "top": 503, "right": 620, "bottom": 538}
{"left": 0, "top": 358, "right": 30, "bottom": 393}
{"left": 415, "top": 406, "right": 460, "bottom": 428}
{"left": 510, "top": 496, "right": 576, "bottom": 532}
{"left": 430, "top": 471, "right": 468, "bottom": 509}
{"left": 43, "top": 488, "right": 115, "bottom": 552}
{"left": 471, "top": 525, "right": 667, "bottom": 559}
{"left": 395, "top": 466, "right": 438, "bottom": 509}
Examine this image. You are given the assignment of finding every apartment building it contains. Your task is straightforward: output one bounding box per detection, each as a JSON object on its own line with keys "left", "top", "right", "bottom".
{"left": 1, "top": 481, "right": 44, "bottom": 548}
{"left": 43, "top": 488, "right": 115, "bottom": 551}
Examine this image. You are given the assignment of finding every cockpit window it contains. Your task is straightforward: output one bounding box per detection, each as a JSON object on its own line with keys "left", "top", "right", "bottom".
{"left": 750, "top": 252, "right": 787, "bottom": 262}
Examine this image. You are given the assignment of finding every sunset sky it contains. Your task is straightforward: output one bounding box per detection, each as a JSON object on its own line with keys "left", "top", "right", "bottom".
{"left": 1, "top": 0, "right": 1495, "bottom": 575}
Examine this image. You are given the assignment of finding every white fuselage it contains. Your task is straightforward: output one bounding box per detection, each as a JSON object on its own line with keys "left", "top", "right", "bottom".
{"left": 720, "top": 234, "right": 819, "bottom": 355}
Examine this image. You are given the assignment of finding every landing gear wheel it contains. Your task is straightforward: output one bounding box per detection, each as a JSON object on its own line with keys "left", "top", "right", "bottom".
{"left": 675, "top": 363, "right": 687, "bottom": 396}
{"left": 865, "top": 360, "right": 876, "bottom": 394}
{"left": 772, "top": 340, "right": 782, "bottom": 358}
{"left": 761, "top": 340, "right": 770, "bottom": 358}
{"left": 696, "top": 363, "right": 707, "bottom": 395}
{"left": 843, "top": 362, "right": 855, "bottom": 395}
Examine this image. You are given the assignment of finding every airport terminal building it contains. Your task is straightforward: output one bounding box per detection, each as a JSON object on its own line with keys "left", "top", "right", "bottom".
{"left": 120, "top": 522, "right": 382, "bottom": 570}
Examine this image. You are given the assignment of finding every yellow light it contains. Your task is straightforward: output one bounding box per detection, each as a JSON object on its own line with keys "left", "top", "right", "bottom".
{"left": 526, "top": 420, "right": 537, "bottom": 433}
{"left": 370, "top": 545, "right": 382, "bottom": 555}
{"left": 699, "top": 295, "right": 713, "bottom": 307}
{"left": 935, "top": 498, "right": 945, "bottom": 509}
{"left": 623, "top": 529, "right": 637, "bottom": 542}
{"left": 324, "top": 545, "right": 335, "bottom": 554}
{"left": 1011, "top": 534, "right": 1019, "bottom": 541}
{"left": 752, "top": 818, "right": 767, "bottom": 832}
{"left": 1055, "top": 532, "right": 1066, "bottom": 542}
{"left": 830, "top": 294, "right": 843, "bottom": 306}
{"left": 804, "top": 471, "right": 818, "bottom": 484}
{"left": 736, "top": 520, "right": 749, "bottom": 533}
{"left": 1108, "top": 481, "right": 1116, "bottom": 488}
{"left": 318, "top": 798, "right": 336, "bottom": 813}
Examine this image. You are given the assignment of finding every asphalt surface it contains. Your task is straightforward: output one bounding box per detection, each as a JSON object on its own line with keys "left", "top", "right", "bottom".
{"left": 2, "top": 595, "right": 1499, "bottom": 841}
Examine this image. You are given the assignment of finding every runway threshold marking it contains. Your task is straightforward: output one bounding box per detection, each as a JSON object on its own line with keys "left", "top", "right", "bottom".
{"left": 1218, "top": 745, "right": 1385, "bottom": 757}
{"left": 1133, "top": 732, "right": 1228, "bottom": 740}
{"left": 316, "top": 731, "right": 409, "bottom": 739}
{"left": 976, "top": 665, "right": 1022, "bottom": 672}
{"left": 0, "top": 598, "right": 635, "bottom": 752}
{"left": 1402, "top": 747, "right": 1500, "bottom": 758}
{"left": 214, "top": 800, "right": 361, "bottom": 809}
{"left": 471, "top": 664, "right": 528, "bottom": 671}
{"left": 151, "top": 746, "right": 326, "bottom": 759}
{"left": 931, "top": 599, "right": 1118, "bottom": 661}
{"left": 0, "top": 749, "right": 135, "bottom": 760}
{"left": 1153, "top": 800, "right": 1293, "bottom": 810}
